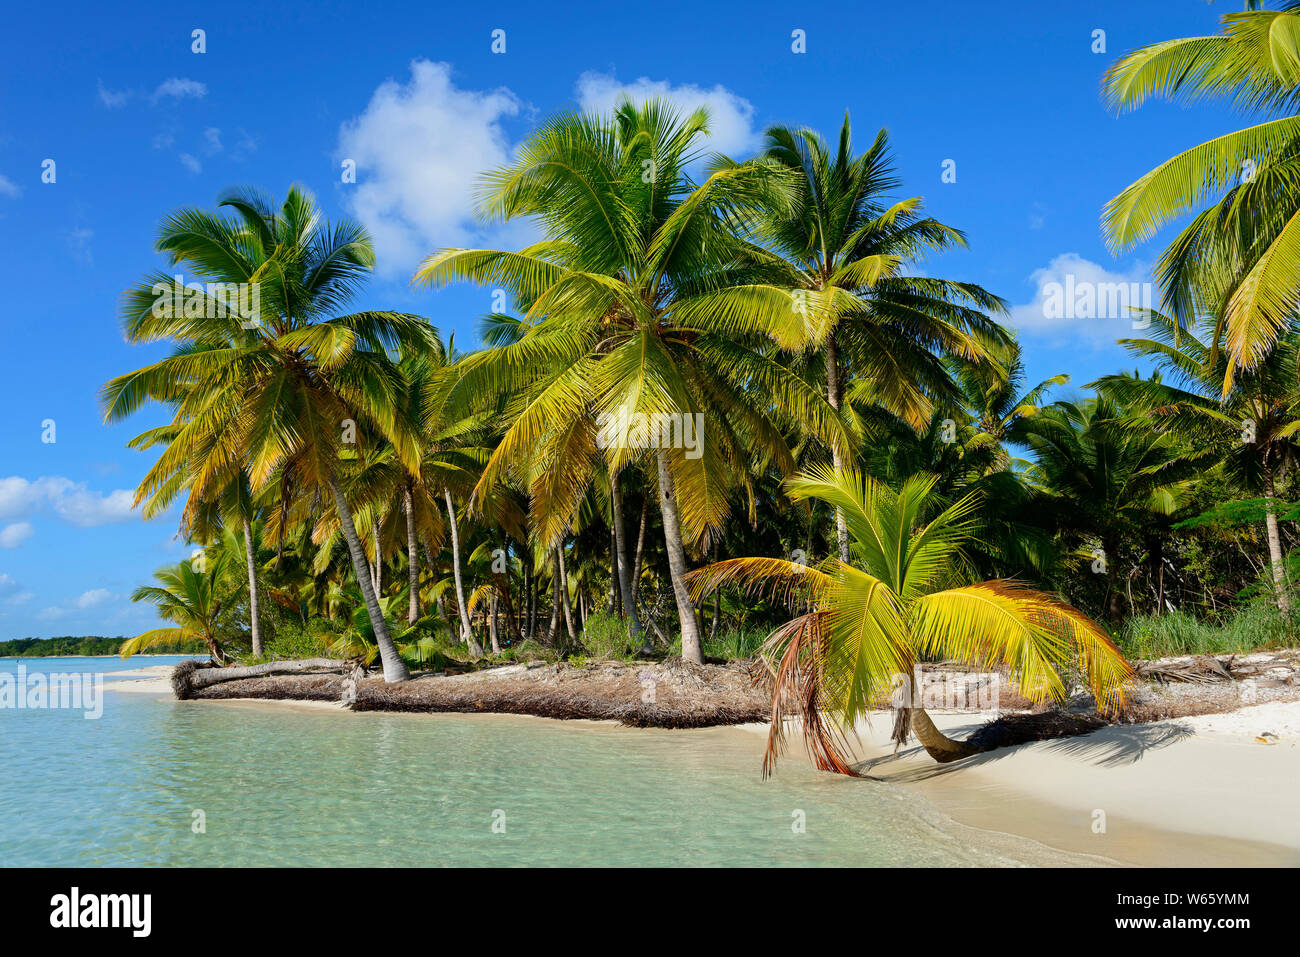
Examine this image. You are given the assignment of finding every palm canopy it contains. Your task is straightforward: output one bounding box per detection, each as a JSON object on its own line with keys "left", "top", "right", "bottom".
{"left": 1102, "top": 4, "right": 1300, "bottom": 384}
{"left": 686, "top": 466, "right": 1133, "bottom": 775}
{"left": 103, "top": 185, "right": 436, "bottom": 682}
{"left": 742, "top": 116, "right": 1011, "bottom": 430}
{"left": 414, "top": 101, "right": 848, "bottom": 546}
{"left": 1094, "top": 309, "right": 1300, "bottom": 493}
{"left": 122, "top": 556, "right": 230, "bottom": 661}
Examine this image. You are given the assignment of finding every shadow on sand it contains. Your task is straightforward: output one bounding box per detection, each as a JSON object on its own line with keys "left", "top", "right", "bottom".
{"left": 857, "top": 717, "right": 1195, "bottom": 782}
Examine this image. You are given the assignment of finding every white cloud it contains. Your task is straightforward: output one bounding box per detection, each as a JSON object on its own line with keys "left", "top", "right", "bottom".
{"left": 97, "top": 79, "right": 130, "bottom": 109}
{"left": 0, "top": 522, "right": 35, "bottom": 548}
{"left": 152, "top": 77, "right": 207, "bottom": 103}
{"left": 1008, "top": 253, "right": 1156, "bottom": 347}
{"left": 336, "top": 60, "right": 521, "bottom": 274}
{"left": 0, "top": 573, "right": 18, "bottom": 594}
{"left": 0, "top": 476, "right": 140, "bottom": 528}
{"left": 202, "top": 127, "right": 222, "bottom": 154}
{"left": 575, "top": 72, "right": 761, "bottom": 156}
{"left": 0, "top": 174, "right": 20, "bottom": 198}
{"left": 74, "top": 588, "right": 113, "bottom": 609}
{"left": 179, "top": 153, "right": 202, "bottom": 174}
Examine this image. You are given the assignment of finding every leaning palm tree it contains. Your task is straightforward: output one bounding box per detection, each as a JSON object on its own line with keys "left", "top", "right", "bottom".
{"left": 102, "top": 185, "right": 437, "bottom": 682}
{"left": 716, "top": 116, "right": 1009, "bottom": 560}
{"left": 415, "top": 101, "right": 847, "bottom": 663}
{"left": 687, "top": 466, "right": 1134, "bottom": 775}
{"left": 1102, "top": 3, "right": 1300, "bottom": 385}
{"left": 1094, "top": 309, "right": 1300, "bottom": 611}
{"left": 121, "top": 556, "right": 231, "bottom": 662}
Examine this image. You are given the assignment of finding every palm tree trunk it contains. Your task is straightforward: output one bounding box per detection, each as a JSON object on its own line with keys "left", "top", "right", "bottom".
{"left": 547, "top": 563, "right": 562, "bottom": 645}
{"left": 631, "top": 491, "right": 648, "bottom": 605}
{"left": 489, "top": 593, "right": 501, "bottom": 654}
{"left": 655, "top": 450, "right": 704, "bottom": 664}
{"left": 326, "top": 473, "right": 409, "bottom": 683}
{"left": 404, "top": 483, "right": 420, "bottom": 625}
{"left": 242, "top": 514, "right": 263, "bottom": 658}
{"left": 371, "top": 522, "right": 382, "bottom": 595}
{"left": 556, "top": 545, "right": 578, "bottom": 643}
{"left": 610, "top": 471, "right": 643, "bottom": 641}
{"left": 825, "top": 330, "right": 850, "bottom": 564}
{"left": 443, "top": 488, "right": 483, "bottom": 656}
{"left": 903, "top": 707, "right": 981, "bottom": 763}
{"left": 1264, "top": 466, "right": 1292, "bottom": 614}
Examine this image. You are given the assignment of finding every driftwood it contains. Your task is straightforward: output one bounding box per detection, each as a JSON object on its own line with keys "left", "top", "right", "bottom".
{"left": 172, "top": 657, "right": 348, "bottom": 698}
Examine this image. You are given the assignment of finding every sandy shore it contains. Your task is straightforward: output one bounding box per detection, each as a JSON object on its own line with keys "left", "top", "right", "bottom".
{"left": 731, "top": 705, "right": 1300, "bottom": 866}
{"left": 104, "top": 661, "right": 1300, "bottom": 866}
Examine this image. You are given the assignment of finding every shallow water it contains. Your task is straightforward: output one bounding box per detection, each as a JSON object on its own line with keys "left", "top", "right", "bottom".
{"left": 0, "top": 657, "right": 1076, "bottom": 866}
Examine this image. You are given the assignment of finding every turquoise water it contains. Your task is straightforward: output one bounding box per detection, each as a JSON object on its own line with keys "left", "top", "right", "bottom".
{"left": 0, "top": 657, "right": 1053, "bottom": 866}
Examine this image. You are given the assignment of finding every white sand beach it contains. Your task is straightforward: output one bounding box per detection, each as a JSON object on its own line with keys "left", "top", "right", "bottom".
{"left": 734, "top": 705, "right": 1300, "bottom": 866}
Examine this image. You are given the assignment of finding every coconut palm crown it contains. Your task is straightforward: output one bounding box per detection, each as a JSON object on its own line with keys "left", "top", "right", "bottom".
{"left": 687, "top": 466, "right": 1134, "bottom": 775}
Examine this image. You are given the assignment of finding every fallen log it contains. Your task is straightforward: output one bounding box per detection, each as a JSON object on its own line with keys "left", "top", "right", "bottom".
{"left": 172, "top": 657, "right": 347, "bottom": 698}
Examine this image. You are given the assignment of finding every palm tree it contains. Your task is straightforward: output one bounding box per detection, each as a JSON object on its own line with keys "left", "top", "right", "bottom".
{"left": 950, "top": 336, "right": 1068, "bottom": 473}
{"left": 1102, "top": 3, "right": 1300, "bottom": 384}
{"left": 725, "top": 116, "right": 1009, "bottom": 560}
{"left": 102, "top": 185, "right": 438, "bottom": 682}
{"left": 1094, "top": 309, "right": 1300, "bottom": 611}
{"left": 687, "top": 466, "right": 1133, "bottom": 773}
{"left": 121, "top": 556, "right": 231, "bottom": 662}
{"left": 415, "top": 101, "right": 847, "bottom": 663}
{"left": 1020, "top": 397, "right": 1207, "bottom": 620}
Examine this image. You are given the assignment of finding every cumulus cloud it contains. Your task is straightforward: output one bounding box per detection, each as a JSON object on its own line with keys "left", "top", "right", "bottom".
{"left": 0, "top": 476, "right": 140, "bottom": 528}
{"left": 179, "top": 153, "right": 202, "bottom": 174}
{"left": 74, "top": 588, "right": 113, "bottom": 609}
{"left": 575, "top": 72, "right": 762, "bottom": 156}
{"left": 0, "top": 174, "right": 22, "bottom": 199}
{"left": 336, "top": 60, "right": 521, "bottom": 274}
{"left": 1008, "top": 253, "right": 1156, "bottom": 347}
{"left": 152, "top": 77, "right": 207, "bottom": 103}
{"left": 0, "top": 522, "right": 35, "bottom": 548}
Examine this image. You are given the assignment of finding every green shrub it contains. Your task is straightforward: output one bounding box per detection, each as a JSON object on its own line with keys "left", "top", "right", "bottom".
{"left": 1118, "top": 603, "right": 1296, "bottom": 659}
{"left": 703, "top": 627, "right": 767, "bottom": 660}
{"left": 579, "top": 611, "right": 641, "bottom": 660}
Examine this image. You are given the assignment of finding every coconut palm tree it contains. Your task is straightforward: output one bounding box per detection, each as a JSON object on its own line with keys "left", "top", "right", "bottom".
{"left": 715, "top": 116, "right": 1009, "bottom": 560}
{"left": 1102, "top": 3, "right": 1300, "bottom": 384}
{"left": 102, "top": 185, "right": 438, "bottom": 682}
{"left": 1094, "top": 309, "right": 1300, "bottom": 611}
{"left": 950, "top": 336, "right": 1068, "bottom": 473}
{"left": 121, "top": 556, "right": 232, "bottom": 662}
{"left": 415, "top": 101, "right": 847, "bottom": 663}
{"left": 686, "top": 466, "right": 1133, "bottom": 773}
{"left": 1019, "top": 397, "right": 1209, "bottom": 620}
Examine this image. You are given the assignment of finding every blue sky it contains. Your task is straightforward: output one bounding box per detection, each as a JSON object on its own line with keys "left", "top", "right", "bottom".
{"left": 0, "top": 0, "right": 1245, "bottom": 637}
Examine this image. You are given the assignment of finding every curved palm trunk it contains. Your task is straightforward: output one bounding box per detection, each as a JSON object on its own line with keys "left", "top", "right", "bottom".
{"left": 404, "top": 482, "right": 420, "bottom": 625}
{"left": 825, "top": 331, "right": 851, "bottom": 564}
{"left": 609, "top": 472, "right": 643, "bottom": 643}
{"left": 372, "top": 522, "right": 383, "bottom": 596}
{"left": 903, "top": 707, "right": 981, "bottom": 763}
{"left": 1264, "top": 466, "right": 1292, "bottom": 614}
{"left": 655, "top": 450, "right": 704, "bottom": 664}
{"left": 327, "top": 473, "right": 409, "bottom": 683}
{"left": 443, "top": 488, "right": 483, "bottom": 656}
{"left": 242, "top": 515, "right": 263, "bottom": 658}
